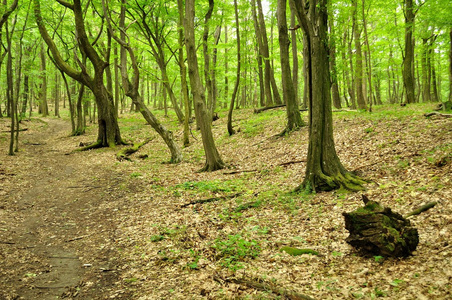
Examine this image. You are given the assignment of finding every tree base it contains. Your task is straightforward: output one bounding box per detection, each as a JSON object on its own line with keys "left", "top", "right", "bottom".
{"left": 296, "top": 171, "right": 366, "bottom": 193}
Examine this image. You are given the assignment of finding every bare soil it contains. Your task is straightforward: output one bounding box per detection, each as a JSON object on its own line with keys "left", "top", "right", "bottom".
{"left": 1, "top": 104, "right": 451, "bottom": 299}
{"left": 0, "top": 118, "right": 133, "bottom": 299}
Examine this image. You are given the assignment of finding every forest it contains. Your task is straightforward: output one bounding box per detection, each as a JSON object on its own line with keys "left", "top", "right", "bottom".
{"left": 0, "top": 0, "right": 451, "bottom": 299}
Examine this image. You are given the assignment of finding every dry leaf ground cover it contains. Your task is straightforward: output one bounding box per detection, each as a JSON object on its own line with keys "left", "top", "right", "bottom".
{"left": 0, "top": 103, "right": 451, "bottom": 299}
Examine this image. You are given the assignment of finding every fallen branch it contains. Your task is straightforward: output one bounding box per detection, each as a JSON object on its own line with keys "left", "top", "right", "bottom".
{"left": 116, "top": 137, "right": 154, "bottom": 161}
{"left": 214, "top": 275, "right": 315, "bottom": 300}
{"left": 405, "top": 202, "right": 437, "bottom": 218}
{"left": 223, "top": 169, "right": 257, "bottom": 175}
{"left": 424, "top": 112, "right": 452, "bottom": 118}
{"left": 0, "top": 241, "right": 15, "bottom": 244}
{"left": 180, "top": 192, "right": 243, "bottom": 208}
{"left": 65, "top": 235, "right": 87, "bottom": 242}
{"left": 2, "top": 128, "right": 28, "bottom": 132}
{"left": 254, "top": 104, "right": 286, "bottom": 114}
{"left": 278, "top": 160, "right": 306, "bottom": 167}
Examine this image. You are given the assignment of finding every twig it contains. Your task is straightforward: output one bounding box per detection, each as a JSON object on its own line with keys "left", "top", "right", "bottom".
{"left": 0, "top": 241, "right": 15, "bottom": 244}
{"left": 435, "top": 244, "right": 452, "bottom": 255}
{"left": 65, "top": 235, "right": 87, "bottom": 242}
{"left": 180, "top": 192, "right": 243, "bottom": 208}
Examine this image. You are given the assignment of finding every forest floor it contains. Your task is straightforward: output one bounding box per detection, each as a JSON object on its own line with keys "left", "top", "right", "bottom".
{"left": 0, "top": 103, "right": 451, "bottom": 300}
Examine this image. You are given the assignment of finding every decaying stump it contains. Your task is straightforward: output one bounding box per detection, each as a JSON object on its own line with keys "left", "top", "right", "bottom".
{"left": 343, "top": 195, "right": 421, "bottom": 257}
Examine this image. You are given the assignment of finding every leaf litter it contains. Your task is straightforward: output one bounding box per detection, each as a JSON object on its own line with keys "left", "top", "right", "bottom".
{"left": 0, "top": 103, "right": 450, "bottom": 299}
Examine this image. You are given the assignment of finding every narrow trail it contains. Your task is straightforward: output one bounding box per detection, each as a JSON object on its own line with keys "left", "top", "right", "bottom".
{"left": 0, "top": 118, "right": 132, "bottom": 299}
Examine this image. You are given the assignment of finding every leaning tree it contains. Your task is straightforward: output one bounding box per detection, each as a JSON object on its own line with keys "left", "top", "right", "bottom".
{"left": 290, "top": 0, "right": 366, "bottom": 192}
{"left": 33, "top": 0, "right": 123, "bottom": 148}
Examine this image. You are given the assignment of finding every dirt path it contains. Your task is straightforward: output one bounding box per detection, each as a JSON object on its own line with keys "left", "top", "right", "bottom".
{"left": 0, "top": 118, "right": 132, "bottom": 299}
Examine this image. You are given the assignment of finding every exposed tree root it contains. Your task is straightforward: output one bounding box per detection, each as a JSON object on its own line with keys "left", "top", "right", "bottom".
{"left": 296, "top": 171, "right": 367, "bottom": 193}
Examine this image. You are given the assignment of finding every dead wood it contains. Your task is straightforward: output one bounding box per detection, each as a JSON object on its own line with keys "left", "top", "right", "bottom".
{"left": 253, "top": 104, "right": 308, "bottom": 114}
{"left": 343, "top": 195, "right": 420, "bottom": 257}
{"left": 223, "top": 169, "right": 257, "bottom": 175}
{"left": 405, "top": 202, "right": 437, "bottom": 218}
{"left": 424, "top": 112, "right": 452, "bottom": 118}
{"left": 116, "top": 137, "right": 154, "bottom": 161}
{"left": 278, "top": 159, "right": 306, "bottom": 167}
{"left": 214, "top": 275, "right": 315, "bottom": 300}
{"left": 180, "top": 192, "right": 243, "bottom": 208}
{"left": 254, "top": 104, "right": 286, "bottom": 114}
{"left": 2, "top": 128, "right": 28, "bottom": 132}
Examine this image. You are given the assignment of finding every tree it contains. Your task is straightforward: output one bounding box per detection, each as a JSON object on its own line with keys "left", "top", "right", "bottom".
{"left": 185, "top": 0, "right": 224, "bottom": 172}
{"left": 33, "top": 0, "right": 123, "bottom": 148}
{"left": 402, "top": 0, "right": 418, "bottom": 104}
{"left": 103, "top": 0, "right": 182, "bottom": 163}
{"left": 291, "top": 0, "right": 365, "bottom": 192}
{"left": 227, "top": 0, "right": 240, "bottom": 136}
{"left": 277, "top": 0, "right": 303, "bottom": 133}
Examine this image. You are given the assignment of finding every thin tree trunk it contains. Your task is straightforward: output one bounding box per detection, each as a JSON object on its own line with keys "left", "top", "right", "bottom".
{"left": 278, "top": 0, "right": 303, "bottom": 133}
{"left": 352, "top": 0, "right": 367, "bottom": 110}
{"left": 449, "top": 27, "right": 452, "bottom": 102}
{"left": 177, "top": 0, "right": 190, "bottom": 147}
{"left": 402, "top": 0, "right": 416, "bottom": 104}
{"left": 362, "top": 0, "right": 373, "bottom": 111}
{"left": 39, "top": 43, "right": 48, "bottom": 116}
{"left": 185, "top": 0, "right": 224, "bottom": 171}
{"left": 329, "top": 18, "right": 341, "bottom": 109}
{"left": 228, "top": 0, "right": 240, "bottom": 136}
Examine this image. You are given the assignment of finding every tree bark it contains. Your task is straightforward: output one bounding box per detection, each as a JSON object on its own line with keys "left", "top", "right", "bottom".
{"left": 291, "top": 0, "right": 365, "bottom": 192}
{"left": 402, "top": 0, "right": 416, "bottom": 104}
{"left": 352, "top": 0, "right": 367, "bottom": 110}
{"left": 105, "top": 0, "right": 182, "bottom": 163}
{"left": 278, "top": 0, "right": 303, "bottom": 133}
{"left": 177, "top": 0, "right": 190, "bottom": 147}
{"left": 329, "top": 18, "right": 341, "bottom": 109}
{"left": 185, "top": 0, "right": 224, "bottom": 172}
{"left": 34, "top": 0, "right": 123, "bottom": 147}
{"left": 39, "top": 43, "right": 48, "bottom": 116}
{"left": 228, "top": 0, "right": 241, "bottom": 136}
{"left": 449, "top": 27, "right": 452, "bottom": 102}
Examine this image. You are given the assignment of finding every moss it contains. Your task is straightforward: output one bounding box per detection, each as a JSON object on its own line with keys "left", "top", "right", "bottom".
{"left": 280, "top": 246, "right": 319, "bottom": 256}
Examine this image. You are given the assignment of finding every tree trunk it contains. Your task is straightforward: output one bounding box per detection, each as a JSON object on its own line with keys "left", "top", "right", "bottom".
{"left": 39, "top": 43, "right": 48, "bottom": 116}
{"left": 291, "top": 0, "right": 365, "bottom": 192}
{"left": 107, "top": 0, "right": 182, "bottom": 163}
{"left": 352, "top": 0, "right": 367, "bottom": 110}
{"left": 202, "top": 0, "right": 214, "bottom": 117}
{"left": 347, "top": 26, "right": 357, "bottom": 109}
{"left": 329, "top": 19, "right": 341, "bottom": 109}
{"left": 228, "top": 0, "right": 241, "bottom": 136}
{"left": 278, "top": 0, "right": 303, "bottom": 132}
{"left": 34, "top": 0, "right": 123, "bottom": 147}
{"left": 402, "top": 0, "right": 416, "bottom": 104}
{"left": 177, "top": 0, "right": 190, "bottom": 147}
{"left": 449, "top": 27, "right": 452, "bottom": 102}
{"left": 362, "top": 0, "right": 373, "bottom": 111}
{"left": 290, "top": 7, "right": 300, "bottom": 106}
{"left": 185, "top": 0, "right": 224, "bottom": 172}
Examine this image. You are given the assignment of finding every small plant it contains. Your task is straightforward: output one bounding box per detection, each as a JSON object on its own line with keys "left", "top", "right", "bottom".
{"left": 130, "top": 172, "right": 142, "bottom": 178}
{"left": 213, "top": 234, "right": 261, "bottom": 271}
{"left": 150, "top": 235, "right": 165, "bottom": 242}
{"left": 373, "top": 255, "right": 385, "bottom": 263}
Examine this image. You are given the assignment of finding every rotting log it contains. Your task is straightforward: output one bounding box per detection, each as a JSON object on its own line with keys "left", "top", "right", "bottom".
{"left": 116, "top": 137, "right": 154, "bottom": 161}
{"left": 343, "top": 195, "right": 420, "bottom": 257}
